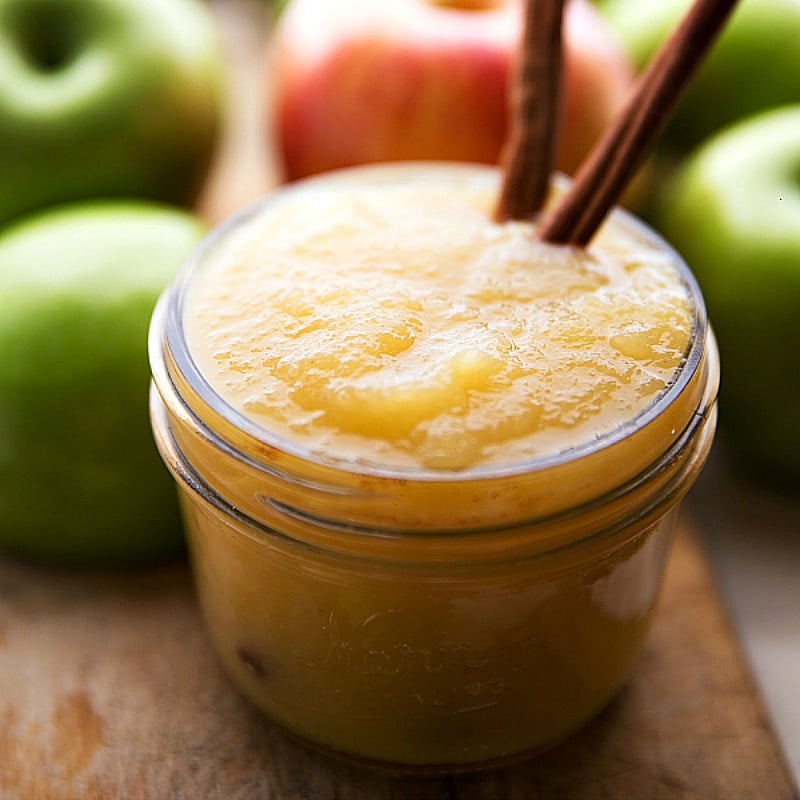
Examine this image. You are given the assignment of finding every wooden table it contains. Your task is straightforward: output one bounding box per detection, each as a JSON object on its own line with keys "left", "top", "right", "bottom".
{"left": 1, "top": 2, "right": 796, "bottom": 797}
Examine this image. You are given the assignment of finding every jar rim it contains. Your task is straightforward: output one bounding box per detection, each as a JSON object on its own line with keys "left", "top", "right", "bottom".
{"left": 155, "top": 163, "right": 709, "bottom": 486}
{"left": 150, "top": 376, "right": 716, "bottom": 564}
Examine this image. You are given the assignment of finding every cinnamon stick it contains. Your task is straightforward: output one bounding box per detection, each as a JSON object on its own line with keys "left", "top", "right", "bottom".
{"left": 495, "top": 0, "right": 565, "bottom": 222}
{"left": 538, "top": 0, "right": 739, "bottom": 246}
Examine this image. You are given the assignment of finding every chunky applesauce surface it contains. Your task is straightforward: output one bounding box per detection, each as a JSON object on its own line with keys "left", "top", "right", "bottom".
{"left": 185, "top": 165, "right": 692, "bottom": 470}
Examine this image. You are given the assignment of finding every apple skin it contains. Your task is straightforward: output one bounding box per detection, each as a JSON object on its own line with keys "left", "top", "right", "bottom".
{"left": 0, "top": 0, "right": 225, "bottom": 226}
{"left": 658, "top": 106, "right": 800, "bottom": 484}
{"left": 267, "top": 0, "right": 635, "bottom": 182}
{"left": 599, "top": 0, "right": 800, "bottom": 155}
{"left": 0, "top": 202, "right": 206, "bottom": 565}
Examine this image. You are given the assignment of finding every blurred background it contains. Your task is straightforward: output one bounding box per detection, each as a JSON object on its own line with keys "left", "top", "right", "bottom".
{"left": 0, "top": 0, "right": 797, "bottom": 794}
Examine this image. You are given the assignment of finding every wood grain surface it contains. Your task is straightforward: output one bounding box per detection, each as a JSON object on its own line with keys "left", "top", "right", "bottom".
{"left": 1, "top": 2, "right": 796, "bottom": 798}
{"left": 1, "top": 522, "right": 794, "bottom": 799}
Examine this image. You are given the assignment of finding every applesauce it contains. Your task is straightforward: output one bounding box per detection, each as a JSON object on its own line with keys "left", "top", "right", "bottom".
{"left": 149, "top": 163, "right": 718, "bottom": 768}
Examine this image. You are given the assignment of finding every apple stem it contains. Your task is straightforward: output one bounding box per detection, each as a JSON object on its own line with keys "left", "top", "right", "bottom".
{"left": 538, "top": 0, "right": 740, "bottom": 247}
{"left": 495, "top": 0, "right": 565, "bottom": 222}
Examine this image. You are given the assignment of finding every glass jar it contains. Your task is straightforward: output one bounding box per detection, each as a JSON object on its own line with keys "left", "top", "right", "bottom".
{"left": 148, "top": 165, "right": 719, "bottom": 770}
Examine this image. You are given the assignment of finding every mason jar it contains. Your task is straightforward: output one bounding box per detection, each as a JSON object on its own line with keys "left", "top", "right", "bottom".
{"left": 148, "top": 164, "right": 719, "bottom": 770}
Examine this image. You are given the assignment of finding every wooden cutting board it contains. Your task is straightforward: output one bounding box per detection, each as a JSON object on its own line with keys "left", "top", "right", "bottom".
{"left": 0, "top": 521, "right": 794, "bottom": 799}
{"left": 0, "top": 2, "right": 796, "bottom": 797}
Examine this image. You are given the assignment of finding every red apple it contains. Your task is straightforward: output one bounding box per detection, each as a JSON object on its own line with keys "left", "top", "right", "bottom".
{"left": 266, "top": 0, "right": 635, "bottom": 182}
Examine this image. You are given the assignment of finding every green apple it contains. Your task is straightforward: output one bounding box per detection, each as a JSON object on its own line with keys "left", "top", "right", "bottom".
{"left": 599, "top": 0, "right": 800, "bottom": 155}
{"left": 658, "top": 105, "right": 800, "bottom": 484}
{"left": 0, "top": 202, "right": 206, "bottom": 565}
{"left": 0, "top": 0, "right": 224, "bottom": 226}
